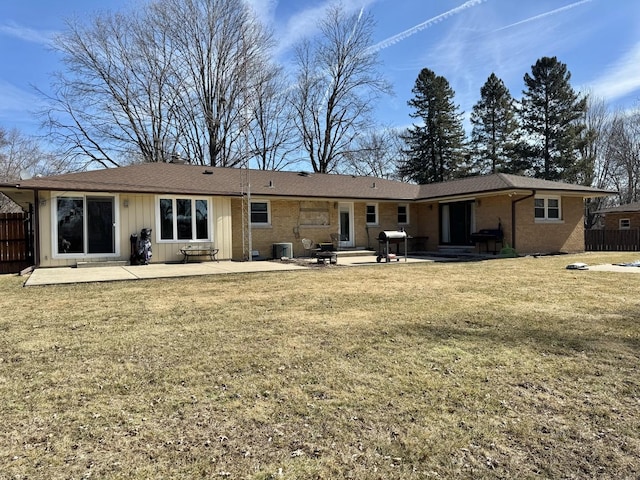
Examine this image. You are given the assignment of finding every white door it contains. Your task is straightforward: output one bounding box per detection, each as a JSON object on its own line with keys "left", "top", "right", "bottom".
{"left": 338, "top": 203, "right": 354, "bottom": 248}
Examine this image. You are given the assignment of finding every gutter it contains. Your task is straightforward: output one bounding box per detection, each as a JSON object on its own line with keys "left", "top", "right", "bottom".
{"left": 511, "top": 190, "right": 536, "bottom": 250}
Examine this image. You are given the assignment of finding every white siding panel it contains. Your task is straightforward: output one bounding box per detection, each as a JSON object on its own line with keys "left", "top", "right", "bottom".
{"left": 214, "top": 197, "right": 233, "bottom": 260}
{"left": 37, "top": 191, "right": 234, "bottom": 266}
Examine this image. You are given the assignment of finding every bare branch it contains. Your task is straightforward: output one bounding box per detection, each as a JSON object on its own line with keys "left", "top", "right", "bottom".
{"left": 291, "top": 5, "right": 391, "bottom": 173}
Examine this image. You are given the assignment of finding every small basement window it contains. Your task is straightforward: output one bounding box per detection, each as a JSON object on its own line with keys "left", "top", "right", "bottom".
{"left": 619, "top": 218, "right": 631, "bottom": 230}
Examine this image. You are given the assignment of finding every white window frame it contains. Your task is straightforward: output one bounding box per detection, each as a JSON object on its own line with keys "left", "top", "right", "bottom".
{"left": 51, "top": 192, "right": 120, "bottom": 259}
{"left": 398, "top": 204, "right": 409, "bottom": 225}
{"left": 250, "top": 200, "right": 271, "bottom": 227}
{"left": 619, "top": 218, "right": 631, "bottom": 230}
{"left": 155, "top": 196, "right": 212, "bottom": 243}
{"left": 534, "top": 195, "right": 562, "bottom": 222}
{"left": 366, "top": 203, "right": 378, "bottom": 225}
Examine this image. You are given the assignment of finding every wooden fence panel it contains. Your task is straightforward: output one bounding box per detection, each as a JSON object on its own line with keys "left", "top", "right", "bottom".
{"left": 0, "top": 212, "right": 32, "bottom": 274}
{"left": 585, "top": 229, "right": 640, "bottom": 252}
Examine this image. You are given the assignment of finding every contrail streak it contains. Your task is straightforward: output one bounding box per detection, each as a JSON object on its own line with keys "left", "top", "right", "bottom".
{"left": 493, "top": 0, "right": 592, "bottom": 32}
{"left": 367, "top": 0, "right": 486, "bottom": 53}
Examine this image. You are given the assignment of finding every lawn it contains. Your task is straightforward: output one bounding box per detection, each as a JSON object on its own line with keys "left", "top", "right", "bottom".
{"left": 1, "top": 253, "right": 639, "bottom": 479}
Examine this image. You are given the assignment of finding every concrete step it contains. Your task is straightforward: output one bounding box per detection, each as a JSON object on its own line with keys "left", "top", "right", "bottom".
{"left": 76, "top": 260, "right": 129, "bottom": 268}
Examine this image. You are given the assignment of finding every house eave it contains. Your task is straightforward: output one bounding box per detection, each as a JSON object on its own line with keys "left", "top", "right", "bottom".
{"left": 1, "top": 185, "right": 36, "bottom": 211}
{"left": 416, "top": 188, "right": 613, "bottom": 203}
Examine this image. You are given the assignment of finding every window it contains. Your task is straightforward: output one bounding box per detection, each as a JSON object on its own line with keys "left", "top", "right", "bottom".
{"left": 619, "top": 218, "right": 631, "bottom": 230}
{"left": 56, "top": 197, "right": 84, "bottom": 254}
{"left": 366, "top": 204, "right": 378, "bottom": 225}
{"left": 251, "top": 201, "right": 270, "bottom": 225}
{"left": 398, "top": 204, "right": 409, "bottom": 224}
{"left": 534, "top": 196, "right": 561, "bottom": 221}
{"left": 157, "top": 197, "right": 210, "bottom": 241}
{"left": 54, "top": 194, "right": 118, "bottom": 256}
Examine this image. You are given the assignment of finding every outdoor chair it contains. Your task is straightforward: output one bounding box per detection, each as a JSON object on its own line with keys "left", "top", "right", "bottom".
{"left": 330, "top": 233, "right": 341, "bottom": 251}
{"left": 301, "top": 238, "right": 314, "bottom": 257}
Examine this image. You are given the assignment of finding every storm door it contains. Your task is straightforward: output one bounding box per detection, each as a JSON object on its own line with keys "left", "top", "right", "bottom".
{"left": 87, "top": 196, "right": 115, "bottom": 254}
{"left": 338, "top": 203, "right": 354, "bottom": 248}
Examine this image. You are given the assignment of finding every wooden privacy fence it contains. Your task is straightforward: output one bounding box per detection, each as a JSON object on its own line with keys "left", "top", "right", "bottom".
{"left": 585, "top": 229, "right": 640, "bottom": 251}
{"left": 0, "top": 212, "right": 32, "bottom": 274}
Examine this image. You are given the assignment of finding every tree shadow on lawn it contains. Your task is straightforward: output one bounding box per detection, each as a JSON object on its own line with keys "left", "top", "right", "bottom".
{"left": 390, "top": 313, "right": 640, "bottom": 357}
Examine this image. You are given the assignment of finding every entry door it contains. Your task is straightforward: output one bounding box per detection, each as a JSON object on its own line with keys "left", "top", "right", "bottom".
{"left": 87, "top": 197, "right": 115, "bottom": 254}
{"left": 338, "top": 203, "right": 354, "bottom": 248}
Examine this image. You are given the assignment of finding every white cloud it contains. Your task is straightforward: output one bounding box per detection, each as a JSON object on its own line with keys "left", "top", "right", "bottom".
{"left": 416, "top": 0, "right": 598, "bottom": 113}
{"left": 0, "top": 81, "right": 42, "bottom": 124}
{"left": 368, "top": 0, "right": 486, "bottom": 53}
{"left": 274, "top": 0, "right": 377, "bottom": 55}
{"left": 0, "top": 21, "right": 56, "bottom": 46}
{"left": 588, "top": 42, "right": 640, "bottom": 101}
{"left": 492, "top": 0, "right": 593, "bottom": 33}
{"left": 244, "top": 0, "right": 278, "bottom": 25}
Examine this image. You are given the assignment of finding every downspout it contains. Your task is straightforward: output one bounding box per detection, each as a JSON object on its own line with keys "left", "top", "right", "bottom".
{"left": 32, "top": 189, "right": 41, "bottom": 268}
{"left": 511, "top": 190, "right": 536, "bottom": 250}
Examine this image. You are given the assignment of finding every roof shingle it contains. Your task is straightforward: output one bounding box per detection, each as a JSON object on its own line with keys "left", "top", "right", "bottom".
{"left": 10, "top": 163, "right": 613, "bottom": 201}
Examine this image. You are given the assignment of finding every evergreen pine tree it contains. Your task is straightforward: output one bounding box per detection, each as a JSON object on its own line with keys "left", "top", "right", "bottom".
{"left": 520, "top": 56, "right": 587, "bottom": 181}
{"left": 399, "top": 68, "right": 466, "bottom": 184}
{"left": 470, "top": 73, "right": 520, "bottom": 174}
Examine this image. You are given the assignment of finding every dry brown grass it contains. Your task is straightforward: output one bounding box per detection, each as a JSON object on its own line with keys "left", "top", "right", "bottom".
{"left": 1, "top": 252, "right": 639, "bottom": 479}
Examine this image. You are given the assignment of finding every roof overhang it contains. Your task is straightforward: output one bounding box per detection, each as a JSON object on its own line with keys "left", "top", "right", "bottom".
{"left": 0, "top": 184, "right": 35, "bottom": 211}
{"left": 417, "top": 187, "right": 613, "bottom": 203}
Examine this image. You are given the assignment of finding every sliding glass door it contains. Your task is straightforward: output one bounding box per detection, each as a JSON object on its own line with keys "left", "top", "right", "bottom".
{"left": 56, "top": 195, "right": 117, "bottom": 256}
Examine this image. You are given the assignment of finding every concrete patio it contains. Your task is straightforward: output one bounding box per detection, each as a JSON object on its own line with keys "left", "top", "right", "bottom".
{"left": 23, "top": 254, "right": 437, "bottom": 286}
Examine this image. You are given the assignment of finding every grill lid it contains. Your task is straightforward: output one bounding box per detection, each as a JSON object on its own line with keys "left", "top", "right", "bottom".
{"left": 379, "top": 230, "right": 408, "bottom": 240}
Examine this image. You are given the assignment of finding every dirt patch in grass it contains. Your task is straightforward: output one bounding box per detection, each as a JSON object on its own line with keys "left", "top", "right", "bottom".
{"left": 1, "top": 252, "right": 639, "bottom": 479}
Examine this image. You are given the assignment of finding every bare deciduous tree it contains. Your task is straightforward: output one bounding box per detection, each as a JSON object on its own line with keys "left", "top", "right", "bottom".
{"left": 606, "top": 108, "right": 640, "bottom": 205}
{"left": 43, "top": 10, "right": 182, "bottom": 167}
{"left": 43, "top": 0, "right": 276, "bottom": 167}
{"left": 0, "top": 127, "right": 72, "bottom": 211}
{"left": 291, "top": 6, "right": 391, "bottom": 173}
{"left": 0, "top": 127, "right": 70, "bottom": 181}
{"left": 0, "top": 128, "right": 39, "bottom": 182}
{"left": 155, "top": 0, "right": 274, "bottom": 167}
{"left": 247, "top": 65, "right": 300, "bottom": 171}
{"left": 340, "top": 128, "right": 404, "bottom": 179}
{"left": 578, "top": 96, "right": 614, "bottom": 227}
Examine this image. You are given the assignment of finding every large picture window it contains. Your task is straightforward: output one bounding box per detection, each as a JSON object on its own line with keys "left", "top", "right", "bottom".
{"left": 54, "top": 194, "right": 117, "bottom": 256}
{"left": 158, "top": 197, "right": 210, "bottom": 241}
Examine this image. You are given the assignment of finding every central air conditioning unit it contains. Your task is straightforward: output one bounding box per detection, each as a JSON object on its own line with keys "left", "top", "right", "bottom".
{"left": 272, "top": 242, "right": 293, "bottom": 259}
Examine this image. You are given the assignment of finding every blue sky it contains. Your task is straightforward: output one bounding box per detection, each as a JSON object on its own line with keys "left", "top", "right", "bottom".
{"left": 1, "top": 0, "right": 640, "bottom": 138}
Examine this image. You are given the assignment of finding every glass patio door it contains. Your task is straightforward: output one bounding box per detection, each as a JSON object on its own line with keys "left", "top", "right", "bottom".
{"left": 87, "top": 197, "right": 115, "bottom": 254}
{"left": 440, "top": 200, "right": 475, "bottom": 245}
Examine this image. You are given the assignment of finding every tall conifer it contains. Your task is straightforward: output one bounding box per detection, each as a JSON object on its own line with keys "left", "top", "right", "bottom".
{"left": 399, "top": 68, "right": 466, "bottom": 184}
{"left": 470, "top": 73, "right": 520, "bottom": 174}
{"left": 520, "top": 56, "right": 587, "bottom": 181}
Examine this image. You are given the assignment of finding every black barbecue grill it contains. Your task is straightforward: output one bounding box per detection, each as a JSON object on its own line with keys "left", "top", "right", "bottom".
{"left": 470, "top": 226, "right": 503, "bottom": 254}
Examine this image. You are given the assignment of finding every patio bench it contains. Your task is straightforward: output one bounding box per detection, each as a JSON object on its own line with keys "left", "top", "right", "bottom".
{"left": 178, "top": 244, "right": 219, "bottom": 263}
